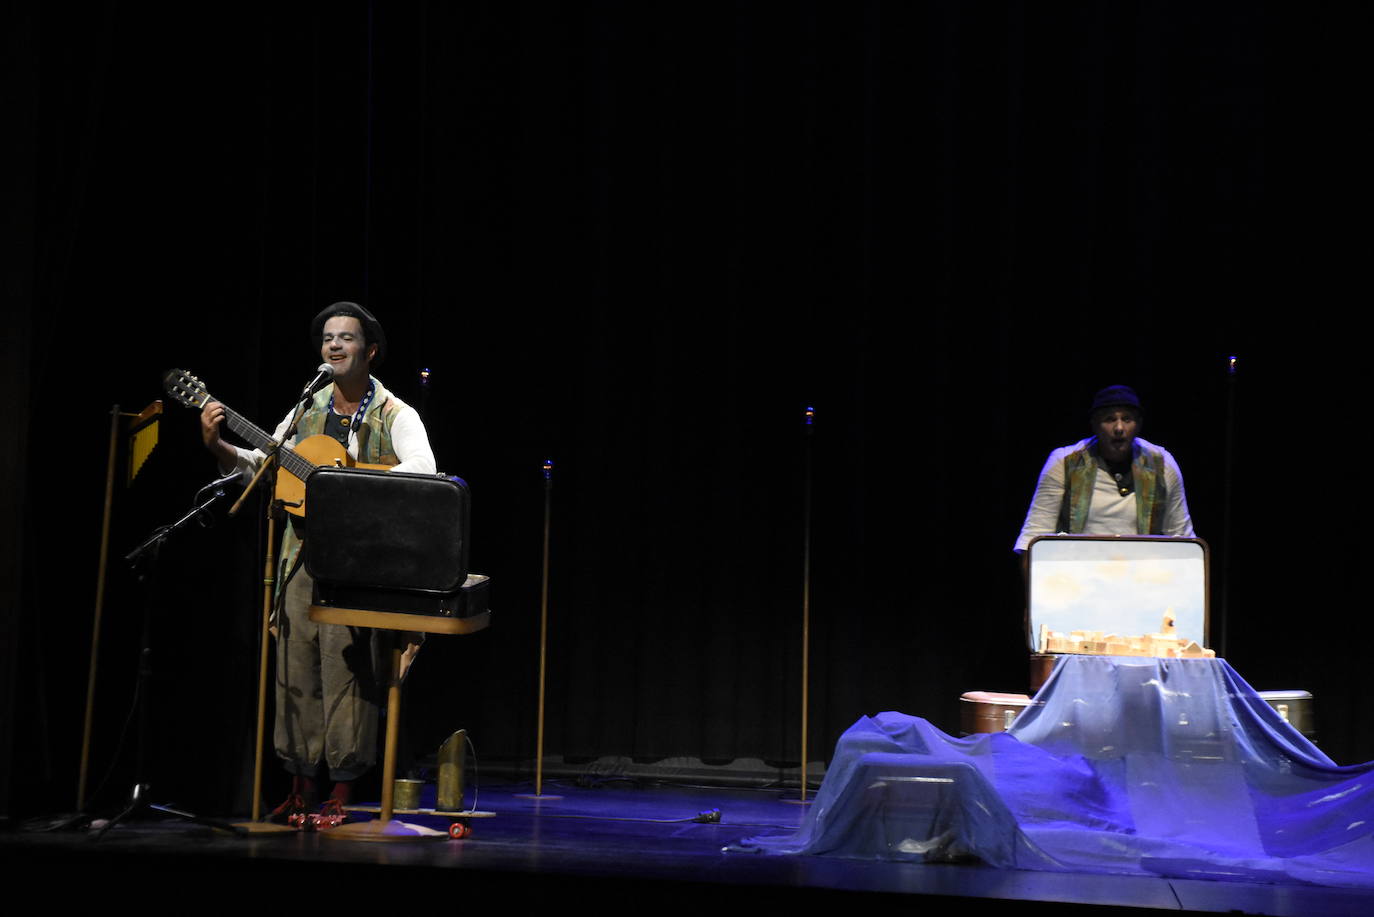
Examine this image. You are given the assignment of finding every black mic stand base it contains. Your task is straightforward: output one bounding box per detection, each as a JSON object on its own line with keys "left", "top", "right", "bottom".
{"left": 93, "top": 783, "right": 246, "bottom": 840}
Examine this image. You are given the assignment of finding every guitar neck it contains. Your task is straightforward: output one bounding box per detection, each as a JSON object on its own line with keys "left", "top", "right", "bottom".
{"left": 221, "top": 404, "right": 318, "bottom": 482}
{"left": 162, "top": 370, "right": 334, "bottom": 485}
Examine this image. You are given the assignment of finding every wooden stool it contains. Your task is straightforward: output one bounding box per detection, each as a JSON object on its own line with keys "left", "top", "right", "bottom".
{"left": 311, "top": 595, "right": 488, "bottom": 841}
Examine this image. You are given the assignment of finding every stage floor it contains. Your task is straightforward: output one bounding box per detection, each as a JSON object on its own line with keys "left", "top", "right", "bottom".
{"left": 5, "top": 781, "right": 1372, "bottom": 915}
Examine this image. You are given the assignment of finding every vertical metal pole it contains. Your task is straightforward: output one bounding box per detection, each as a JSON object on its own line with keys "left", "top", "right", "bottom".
{"left": 800, "top": 407, "right": 815, "bottom": 801}
{"left": 249, "top": 510, "right": 278, "bottom": 822}
{"left": 1218, "top": 355, "right": 1237, "bottom": 658}
{"left": 78, "top": 405, "right": 121, "bottom": 810}
{"left": 534, "top": 459, "right": 553, "bottom": 796}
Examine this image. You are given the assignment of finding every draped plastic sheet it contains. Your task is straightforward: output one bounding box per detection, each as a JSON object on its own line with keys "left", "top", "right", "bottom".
{"left": 744, "top": 656, "right": 1374, "bottom": 888}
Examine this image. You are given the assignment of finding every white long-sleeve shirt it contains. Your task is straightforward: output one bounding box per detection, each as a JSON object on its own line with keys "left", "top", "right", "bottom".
{"left": 1014, "top": 436, "right": 1193, "bottom": 552}
{"left": 228, "top": 381, "right": 435, "bottom": 478}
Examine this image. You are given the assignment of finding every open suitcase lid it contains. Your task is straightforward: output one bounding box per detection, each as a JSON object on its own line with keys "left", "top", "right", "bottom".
{"left": 1025, "top": 535, "right": 1210, "bottom": 654}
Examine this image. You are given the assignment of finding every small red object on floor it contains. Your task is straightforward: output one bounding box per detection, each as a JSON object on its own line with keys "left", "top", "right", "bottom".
{"left": 312, "top": 799, "right": 348, "bottom": 830}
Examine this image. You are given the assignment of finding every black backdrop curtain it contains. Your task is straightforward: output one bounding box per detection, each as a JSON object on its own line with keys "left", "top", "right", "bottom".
{"left": 4, "top": 2, "right": 1366, "bottom": 817}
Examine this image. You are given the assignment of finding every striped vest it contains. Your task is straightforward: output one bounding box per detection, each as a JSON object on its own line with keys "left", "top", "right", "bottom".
{"left": 1056, "top": 438, "right": 1168, "bottom": 536}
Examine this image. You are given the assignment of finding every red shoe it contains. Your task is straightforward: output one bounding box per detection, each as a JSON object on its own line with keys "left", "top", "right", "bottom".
{"left": 268, "top": 793, "right": 307, "bottom": 826}
{"left": 310, "top": 798, "right": 349, "bottom": 830}
{"left": 268, "top": 774, "right": 318, "bottom": 825}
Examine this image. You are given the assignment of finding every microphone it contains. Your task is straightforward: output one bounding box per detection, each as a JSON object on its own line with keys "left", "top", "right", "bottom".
{"left": 193, "top": 468, "right": 244, "bottom": 514}
{"left": 299, "top": 362, "right": 335, "bottom": 402}
{"left": 209, "top": 468, "right": 244, "bottom": 489}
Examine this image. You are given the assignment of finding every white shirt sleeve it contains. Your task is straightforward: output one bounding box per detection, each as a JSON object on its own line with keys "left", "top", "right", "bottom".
{"left": 225, "top": 402, "right": 436, "bottom": 477}
{"left": 1015, "top": 448, "right": 1070, "bottom": 552}
{"left": 388, "top": 407, "right": 436, "bottom": 475}
{"left": 1160, "top": 450, "right": 1195, "bottom": 538}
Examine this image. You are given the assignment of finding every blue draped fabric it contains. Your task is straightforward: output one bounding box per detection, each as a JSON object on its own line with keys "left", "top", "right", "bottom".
{"left": 744, "top": 657, "right": 1374, "bottom": 888}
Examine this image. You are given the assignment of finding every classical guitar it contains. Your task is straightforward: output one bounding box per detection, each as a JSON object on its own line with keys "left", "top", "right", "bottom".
{"left": 162, "top": 368, "right": 391, "bottom": 517}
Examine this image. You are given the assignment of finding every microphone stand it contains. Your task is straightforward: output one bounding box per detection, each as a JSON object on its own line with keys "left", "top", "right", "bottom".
{"left": 94, "top": 476, "right": 247, "bottom": 840}
{"left": 229, "top": 388, "right": 314, "bottom": 518}
{"left": 797, "top": 406, "right": 815, "bottom": 803}
{"left": 96, "top": 362, "right": 323, "bottom": 836}
{"left": 232, "top": 379, "right": 321, "bottom": 828}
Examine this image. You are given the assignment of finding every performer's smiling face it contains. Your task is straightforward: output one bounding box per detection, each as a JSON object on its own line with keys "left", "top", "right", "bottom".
{"left": 1094, "top": 408, "right": 1139, "bottom": 463}
{"left": 321, "top": 315, "right": 375, "bottom": 382}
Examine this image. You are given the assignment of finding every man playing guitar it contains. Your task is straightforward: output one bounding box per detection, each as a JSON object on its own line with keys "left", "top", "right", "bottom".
{"left": 200, "top": 302, "right": 435, "bottom": 822}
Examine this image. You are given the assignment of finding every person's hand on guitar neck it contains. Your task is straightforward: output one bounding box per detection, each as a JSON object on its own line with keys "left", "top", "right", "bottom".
{"left": 201, "top": 400, "right": 238, "bottom": 471}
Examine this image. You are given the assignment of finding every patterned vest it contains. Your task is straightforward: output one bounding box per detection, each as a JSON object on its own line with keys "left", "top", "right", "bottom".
{"left": 293, "top": 379, "right": 404, "bottom": 465}
{"left": 1056, "top": 438, "right": 1168, "bottom": 537}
